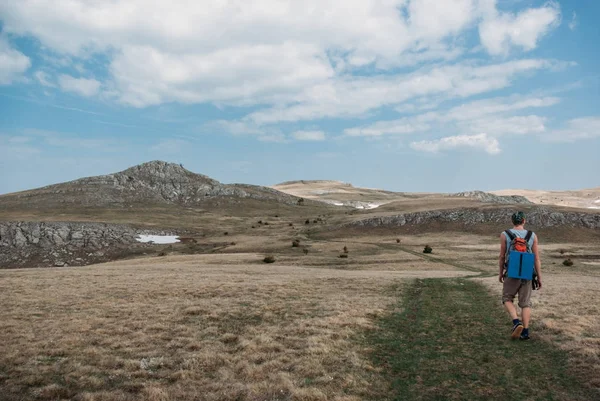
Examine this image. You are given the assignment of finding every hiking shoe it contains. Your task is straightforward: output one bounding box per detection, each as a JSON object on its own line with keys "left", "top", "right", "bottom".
{"left": 520, "top": 332, "right": 530, "bottom": 341}
{"left": 511, "top": 322, "right": 524, "bottom": 339}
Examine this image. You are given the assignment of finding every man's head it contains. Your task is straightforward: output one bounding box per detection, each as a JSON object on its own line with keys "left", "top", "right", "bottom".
{"left": 511, "top": 211, "right": 526, "bottom": 226}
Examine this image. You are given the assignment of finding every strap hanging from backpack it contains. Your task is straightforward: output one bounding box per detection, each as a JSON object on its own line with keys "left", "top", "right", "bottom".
{"left": 504, "top": 230, "right": 533, "bottom": 243}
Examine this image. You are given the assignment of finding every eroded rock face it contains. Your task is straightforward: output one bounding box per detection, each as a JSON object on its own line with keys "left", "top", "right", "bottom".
{"left": 0, "top": 221, "right": 174, "bottom": 268}
{"left": 348, "top": 207, "right": 600, "bottom": 229}
{"left": 0, "top": 222, "right": 138, "bottom": 249}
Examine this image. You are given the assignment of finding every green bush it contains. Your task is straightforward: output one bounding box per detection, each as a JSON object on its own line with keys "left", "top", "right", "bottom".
{"left": 396, "top": 238, "right": 401, "bottom": 243}
{"left": 339, "top": 254, "right": 348, "bottom": 258}
{"left": 343, "top": 246, "right": 348, "bottom": 253}
{"left": 423, "top": 245, "right": 433, "bottom": 254}
{"left": 305, "top": 219, "right": 310, "bottom": 225}
{"left": 292, "top": 240, "right": 300, "bottom": 247}
{"left": 263, "top": 255, "right": 276, "bottom": 263}
{"left": 563, "top": 258, "right": 573, "bottom": 266}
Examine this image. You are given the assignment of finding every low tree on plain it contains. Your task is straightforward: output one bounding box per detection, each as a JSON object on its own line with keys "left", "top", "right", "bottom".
{"left": 423, "top": 245, "right": 433, "bottom": 254}
{"left": 263, "top": 255, "right": 276, "bottom": 263}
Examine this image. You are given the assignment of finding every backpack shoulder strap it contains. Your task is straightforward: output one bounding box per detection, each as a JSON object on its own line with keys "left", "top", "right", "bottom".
{"left": 504, "top": 229, "right": 516, "bottom": 241}
{"left": 524, "top": 230, "right": 533, "bottom": 242}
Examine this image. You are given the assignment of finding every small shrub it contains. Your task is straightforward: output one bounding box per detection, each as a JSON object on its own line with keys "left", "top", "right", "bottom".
{"left": 297, "top": 198, "right": 305, "bottom": 206}
{"left": 258, "top": 220, "right": 263, "bottom": 225}
{"left": 157, "top": 251, "right": 167, "bottom": 257}
{"left": 305, "top": 219, "right": 310, "bottom": 225}
{"left": 251, "top": 226, "right": 255, "bottom": 228}
{"left": 563, "top": 258, "right": 573, "bottom": 266}
{"left": 230, "top": 242, "right": 236, "bottom": 246}
{"left": 275, "top": 215, "right": 279, "bottom": 218}
{"left": 224, "top": 232, "right": 229, "bottom": 236}
{"left": 313, "top": 219, "right": 318, "bottom": 223}
{"left": 339, "top": 254, "right": 348, "bottom": 258}
{"left": 559, "top": 249, "right": 565, "bottom": 255}
{"left": 289, "top": 223, "right": 293, "bottom": 226}
{"left": 292, "top": 240, "right": 300, "bottom": 247}
{"left": 423, "top": 245, "right": 433, "bottom": 254}
{"left": 264, "top": 222, "right": 269, "bottom": 225}
{"left": 263, "top": 255, "right": 276, "bottom": 263}
{"left": 396, "top": 238, "right": 401, "bottom": 243}
{"left": 343, "top": 246, "right": 348, "bottom": 253}
{"left": 303, "top": 248, "right": 309, "bottom": 255}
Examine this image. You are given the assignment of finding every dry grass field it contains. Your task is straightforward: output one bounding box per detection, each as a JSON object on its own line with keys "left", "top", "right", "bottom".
{"left": 1, "top": 226, "right": 599, "bottom": 400}
{"left": 0, "top": 254, "right": 470, "bottom": 401}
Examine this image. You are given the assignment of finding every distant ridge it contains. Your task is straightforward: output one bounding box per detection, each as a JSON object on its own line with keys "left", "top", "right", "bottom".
{"left": 275, "top": 180, "right": 352, "bottom": 187}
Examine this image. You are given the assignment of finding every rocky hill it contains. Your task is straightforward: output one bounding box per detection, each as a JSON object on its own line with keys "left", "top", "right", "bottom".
{"left": 0, "top": 161, "right": 301, "bottom": 208}
{"left": 450, "top": 190, "right": 533, "bottom": 205}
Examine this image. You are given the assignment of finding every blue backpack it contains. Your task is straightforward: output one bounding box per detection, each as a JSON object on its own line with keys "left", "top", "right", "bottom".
{"left": 505, "top": 230, "right": 535, "bottom": 280}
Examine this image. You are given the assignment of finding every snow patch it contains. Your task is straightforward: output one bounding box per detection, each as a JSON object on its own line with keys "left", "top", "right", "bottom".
{"left": 136, "top": 235, "right": 180, "bottom": 244}
{"left": 587, "top": 206, "right": 600, "bottom": 210}
{"left": 595, "top": 200, "right": 600, "bottom": 203}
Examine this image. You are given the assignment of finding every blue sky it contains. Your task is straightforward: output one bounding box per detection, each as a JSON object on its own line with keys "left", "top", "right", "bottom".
{"left": 0, "top": 0, "right": 598, "bottom": 195}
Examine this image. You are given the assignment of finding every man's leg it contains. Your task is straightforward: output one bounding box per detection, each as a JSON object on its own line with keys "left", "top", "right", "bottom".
{"left": 521, "top": 307, "right": 531, "bottom": 328}
{"left": 518, "top": 282, "right": 533, "bottom": 340}
{"left": 503, "top": 301, "right": 519, "bottom": 320}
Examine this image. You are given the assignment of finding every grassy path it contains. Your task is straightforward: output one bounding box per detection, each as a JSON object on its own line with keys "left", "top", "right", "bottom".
{"left": 367, "top": 279, "right": 597, "bottom": 401}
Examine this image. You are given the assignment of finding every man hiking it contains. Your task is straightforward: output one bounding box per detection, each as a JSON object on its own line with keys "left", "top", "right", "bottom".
{"left": 499, "top": 211, "right": 542, "bottom": 340}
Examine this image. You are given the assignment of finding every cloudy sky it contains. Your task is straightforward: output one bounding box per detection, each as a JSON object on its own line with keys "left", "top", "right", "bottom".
{"left": 0, "top": 0, "right": 598, "bottom": 194}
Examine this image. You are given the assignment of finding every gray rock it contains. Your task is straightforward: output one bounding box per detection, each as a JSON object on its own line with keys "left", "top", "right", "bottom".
{"left": 348, "top": 207, "right": 600, "bottom": 229}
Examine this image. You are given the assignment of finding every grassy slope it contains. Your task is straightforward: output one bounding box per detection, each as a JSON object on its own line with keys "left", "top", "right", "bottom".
{"left": 367, "top": 279, "right": 598, "bottom": 401}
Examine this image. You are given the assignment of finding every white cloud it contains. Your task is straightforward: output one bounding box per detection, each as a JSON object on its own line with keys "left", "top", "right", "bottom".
{"left": 568, "top": 12, "right": 577, "bottom": 31}
{"left": 345, "top": 94, "right": 557, "bottom": 137}
{"left": 463, "top": 115, "right": 547, "bottom": 135}
{"left": 446, "top": 96, "right": 559, "bottom": 121}
{"left": 34, "top": 70, "right": 55, "bottom": 87}
{"left": 544, "top": 117, "right": 600, "bottom": 142}
{"left": 344, "top": 118, "right": 430, "bottom": 137}
{"left": 58, "top": 74, "right": 101, "bottom": 97}
{"left": 479, "top": 1, "right": 560, "bottom": 55}
{"left": 247, "top": 59, "right": 557, "bottom": 125}
{"left": 0, "top": 37, "right": 31, "bottom": 84}
{"left": 0, "top": 0, "right": 563, "bottom": 110}
{"left": 411, "top": 133, "right": 500, "bottom": 154}
{"left": 292, "top": 130, "right": 326, "bottom": 141}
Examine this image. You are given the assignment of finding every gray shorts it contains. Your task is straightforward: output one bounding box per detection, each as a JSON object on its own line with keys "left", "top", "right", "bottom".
{"left": 502, "top": 278, "right": 532, "bottom": 308}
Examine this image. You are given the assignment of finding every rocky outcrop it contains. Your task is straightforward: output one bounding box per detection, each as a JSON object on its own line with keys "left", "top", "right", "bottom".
{"left": 0, "top": 221, "right": 174, "bottom": 268}
{"left": 348, "top": 207, "right": 600, "bottom": 229}
{"left": 0, "top": 222, "right": 139, "bottom": 249}
{"left": 450, "top": 190, "right": 532, "bottom": 205}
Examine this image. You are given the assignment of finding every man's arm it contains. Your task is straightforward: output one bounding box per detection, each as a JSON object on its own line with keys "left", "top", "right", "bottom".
{"left": 498, "top": 233, "right": 507, "bottom": 283}
{"left": 532, "top": 235, "right": 542, "bottom": 289}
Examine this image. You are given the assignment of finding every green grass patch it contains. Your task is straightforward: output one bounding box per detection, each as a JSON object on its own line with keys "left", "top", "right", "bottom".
{"left": 368, "top": 279, "right": 596, "bottom": 401}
